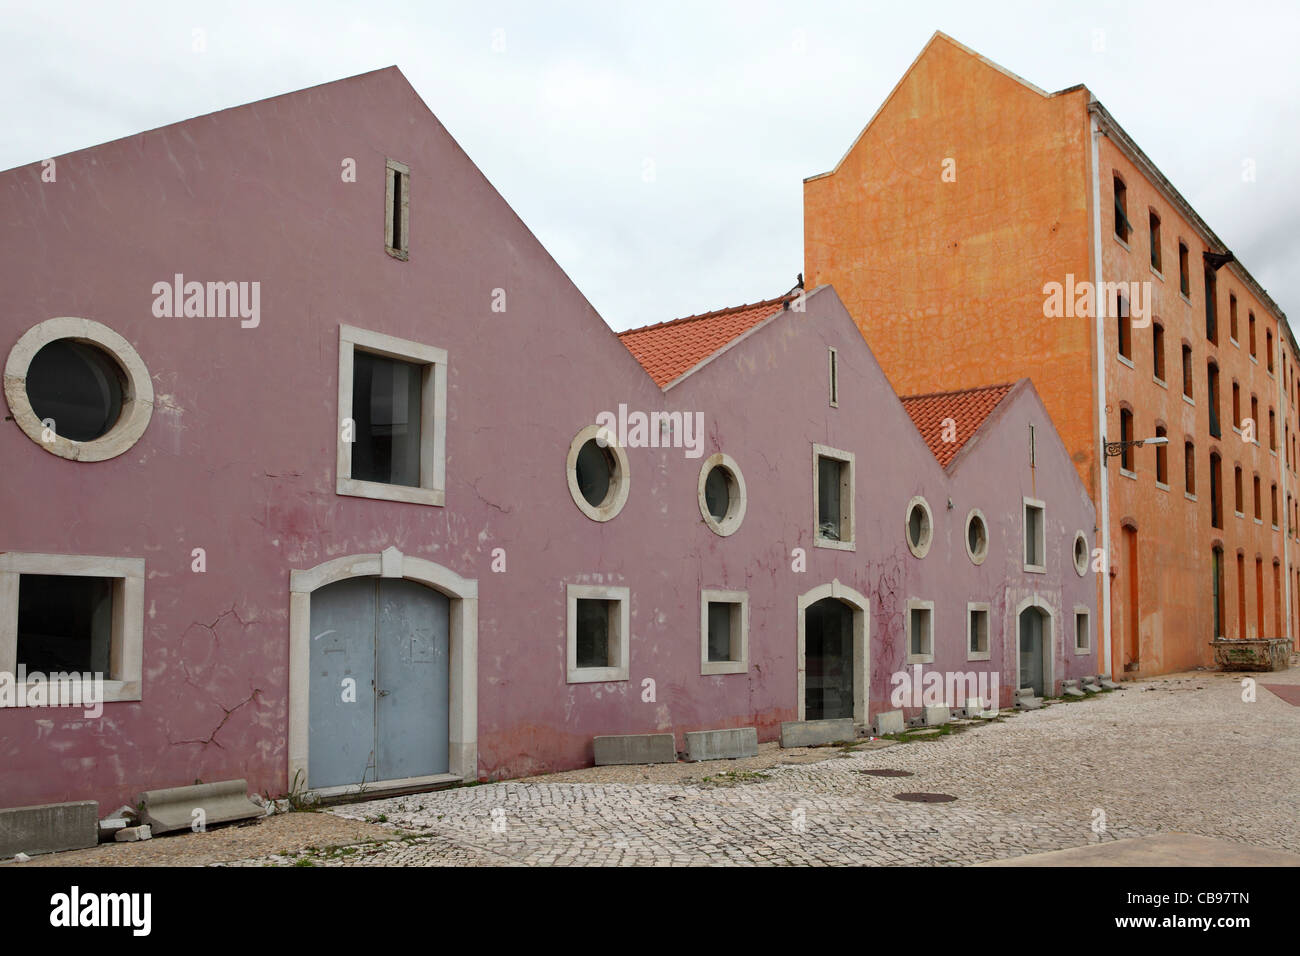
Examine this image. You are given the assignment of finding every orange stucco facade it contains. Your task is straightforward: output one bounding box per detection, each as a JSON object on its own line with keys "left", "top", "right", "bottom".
{"left": 805, "top": 32, "right": 1298, "bottom": 678}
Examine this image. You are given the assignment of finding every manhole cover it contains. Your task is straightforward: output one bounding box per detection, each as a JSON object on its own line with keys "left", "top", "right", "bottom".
{"left": 855, "top": 769, "right": 914, "bottom": 777}
{"left": 894, "top": 792, "right": 956, "bottom": 803}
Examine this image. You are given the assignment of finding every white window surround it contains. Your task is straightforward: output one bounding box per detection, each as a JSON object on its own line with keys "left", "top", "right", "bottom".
{"left": 566, "top": 583, "right": 630, "bottom": 684}
{"left": 287, "top": 548, "right": 477, "bottom": 796}
{"left": 697, "top": 453, "right": 747, "bottom": 537}
{"left": 966, "top": 601, "right": 991, "bottom": 662}
{"left": 905, "top": 598, "right": 934, "bottom": 664}
{"left": 336, "top": 324, "right": 447, "bottom": 507}
{"left": 700, "top": 589, "right": 748, "bottom": 675}
{"left": 1073, "top": 531, "right": 1090, "bottom": 577}
{"left": 4, "top": 317, "right": 154, "bottom": 462}
{"left": 905, "top": 495, "right": 934, "bottom": 559}
{"left": 385, "top": 158, "right": 410, "bottom": 260}
{"left": 567, "top": 424, "right": 631, "bottom": 522}
{"left": 964, "top": 509, "right": 989, "bottom": 565}
{"left": 1074, "top": 605, "right": 1092, "bottom": 654}
{"left": 0, "top": 552, "right": 144, "bottom": 705}
{"left": 1023, "top": 497, "right": 1047, "bottom": 574}
{"left": 812, "top": 443, "right": 855, "bottom": 551}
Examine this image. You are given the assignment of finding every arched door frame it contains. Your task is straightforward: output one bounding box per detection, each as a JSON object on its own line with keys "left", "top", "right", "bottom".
{"left": 288, "top": 547, "right": 477, "bottom": 797}
{"left": 796, "top": 580, "right": 871, "bottom": 724}
{"left": 1013, "top": 594, "right": 1056, "bottom": 696}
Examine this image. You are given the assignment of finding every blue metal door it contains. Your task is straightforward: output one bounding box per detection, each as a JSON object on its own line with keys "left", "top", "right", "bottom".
{"left": 308, "top": 577, "right": 449, "bottom": 789}
{"left": 376, "top": 578, "right": 450, "bottom": 780}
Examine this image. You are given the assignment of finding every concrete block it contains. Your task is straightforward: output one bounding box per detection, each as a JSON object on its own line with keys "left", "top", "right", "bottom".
{"left": 923, "top": 705, "right": 951, "bottom": 726}
{"left": 114, "top": 825, "right": 152, "bottom": 842}
{"left": 1099, "top": 677, "right": 1121, "bottom": 690}
{"left": 872, "top": 710, "right": 905, "bottom": 735}
{"left": 593, "top": 733, "right": 677, "bottom": 765}
{"left": 97, "top": 817, "right": 131, "bottom": 842}
{"left": 1016, "top": 687, "right": 1043, "bottom": 710}
{"left": 1061, "top": 680, "right": 1085, "bottom": 698}
{"left": 1081, "top": 676, "right": 1103, "bottom": 692}
{"left": 0, "top": 800, "right": 98, "bottom": 857}
{"left": 780, "top": 718, "right": 854, "bottom": 748}
{"left": 684, "top": 727, "right": 758, "bottom": 762}
{"left": 139, "top": 779, "right": 263, "bottom": 834}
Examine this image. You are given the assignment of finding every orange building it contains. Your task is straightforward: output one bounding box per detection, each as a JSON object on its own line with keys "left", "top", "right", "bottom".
{"left": 804, "top": 32, "right": 1298, "bottom": 678}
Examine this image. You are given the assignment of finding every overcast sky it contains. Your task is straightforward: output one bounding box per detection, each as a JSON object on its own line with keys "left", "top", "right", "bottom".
{"left": 4, "top": 0, "right": 1297, "bottom": 330}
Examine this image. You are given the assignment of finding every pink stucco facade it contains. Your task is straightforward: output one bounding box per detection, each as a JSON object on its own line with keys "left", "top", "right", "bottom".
{"left": 0, "top": 68, "right": 1095, "bottom": 812}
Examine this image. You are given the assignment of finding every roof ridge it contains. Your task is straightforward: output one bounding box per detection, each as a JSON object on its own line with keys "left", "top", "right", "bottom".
{"left": 899, "top": 381, "right": 1015, "bottom": 402}
{"left": 618, "top": 293, "right": 791, "bottom": 338}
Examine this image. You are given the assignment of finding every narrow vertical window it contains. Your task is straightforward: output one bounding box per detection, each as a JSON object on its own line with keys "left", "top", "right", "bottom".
{"left": 1234, "top": 464, "right": 1243, "bottom": 514}
{"left": 1155, "top": 424, "right": 1168, "bottom": 484}
{"left": 1113, "top": 176, "right": 1130, "bottom": 241}
{"left": 1232, "top": 382, "right": 1241, "bottom": 429}
{"left": 1182, "top": 345, "right": 1193, "bottom": 399}
{"left": 1119, "top": 408, "right": 1134, "bottom": 471}
{"left": 1267, "top": 330, "right": 1274, "bottom": 372}
{"left": 385, "top": 158, "right": 410, "bottom": 260}
{"left": 1149, "top": 211, "right": 1161, "bottom": 271}
{"left": 1185, "top": 441, "right": 1196, "bottom": 495}
{"left": 828, "top": 347, "right": 838, "bottom": 407}
{"left": 1254, "top": 474, "right": 1262, "bottom": 520}
{"left": 1229, "top": 294, "right": 1239, "bottom": 341}
{"left": 1207, "top": 362, "right": 1221, "bottom": 437}
{"left": 1249, "top": 312, "right": 1257, "bottom": 357}
{"left": 1204, "top": 264, "right": 1217, "bottom": 344}
{"left": 1179, "top": 242, "right": 1190, "bottom": 297}
{"left": 1117, "top": 293, "right": 1132, "bottom": 359}
{"left": 1153, "top": 323, "right": 1165, "bottom": 380}
{"left": 1210, "top": 452, "right": 1223, "bottom": 529}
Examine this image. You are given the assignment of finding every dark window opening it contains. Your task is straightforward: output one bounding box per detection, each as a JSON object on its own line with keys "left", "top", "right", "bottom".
{"left": 575, "top": 439, "right": 616, "bottom": 508}
{"left": 1153, "top": 324, "right": 1165, "bottom": 380}
{"left": 17, "top": 574, "right": 113, "bottom": 674}
{"left": 1179, "top": 243, "right": 1190, "bottom": 296}
{"left": 817, "top": 456, "right": 848, "bottom": 541}
{"left": 1208, "top": 363, "right": 1221, "bottom": 438}
{"left": 575, "top": 598, "right": 615, "bottom": 669}
{"left": 704, "top": 465, "right": 732, "bottom": 521}
{"left": 1120, "top": 408, "right": 1134, "bottom": 470}
{"left": 707, "top": 602, "right": 738, "bottom": 663}
{"left": 26, "top": 340, "right": 125, "bottom": 442}
{"left": 1210, "top": 452, "right": 1223, "bottom": 529}
{"left": 1149, "top": 211, "right": 1161, "bottom": 271}
{"left": 1182, "top": 345, "right": 1193, "bottom": 399}
{"left": 350, "top": 350, "right": 423, "bottom": 487}
{"left": 1185, "top": 442, "right": 1196, "bottom": 495}
{"left": 1155, "top": 425, "right": 1168, "bottom": 484}
{"left": 1113, "top": 177, "right": 1131, "bottom": 241}
{"left": 1204, "top": 266, "right": 1218, "bottom": 343}
{"left": 1117, "top": 293, "right": 1132, "bottom": 359}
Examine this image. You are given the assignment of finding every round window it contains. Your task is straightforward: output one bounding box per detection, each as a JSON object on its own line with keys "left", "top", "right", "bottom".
{"left": 575, "top": 438, "right": 615, "bottom": 508}
{"left": 965, "top": 510, "right": 989, "bottom": 565}
{"left": 566, "top": 424, "right": 630, "bottom": 521}
{"left": 905, "top": 496, "right": 933, "bottom": 558}
{"left": 4, "top": 317, "right": 153, "bottom": 461}
{"left": 1073, "top": 531, "right": 1090, "bottom": 576}
{"left": 697, "top": 453, "right": 746, "bottom": 536}
{"left": 26, "top": 340, "right": 125, "bottom": 442}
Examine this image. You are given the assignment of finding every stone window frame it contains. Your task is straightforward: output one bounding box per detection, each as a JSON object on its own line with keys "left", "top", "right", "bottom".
{"left": 0, "top": 552, "right": 145, "bottom": 705}
{"left": 812, "top": 443, "right": 855, "bottom": 551}
{"left": 385, "top": 158, "right": 410, "bottom": 260}
{"left": 697, "top": 452, "right": 747, "bottom": 537}
{"left": 905, "top": 598, "right": 935, "bottom": 664}
{"left": 1072, "top": 530, "right": 1090, "bottom": 577}
{"left": 566, "top": 583, "right": 630, "bottom": 684}
{"left": 567, "top": 424, "right": 631, "bottom": 522}
{"left": 966, "top": 601, "right": 991, "bottom": 662}
{"left": 4, "top": 317, "right": 154, "bottom": 462}
{"left": 1023, "top": 497, "right": 1047, "bottom": 574}
{"left": 699, "top": 588, "right": 749, "bottom": 676}
{"left": 1074, "top": 606, "right": 1092, "bottom": 654}
{"left": 336, "top": 324, "right": 448, "bottom": 507}
{"left": 964, "top": 508, "right": 989, "bottom": 565}
{"left": 905, "top": 495, "right": 934, "bottom": 559}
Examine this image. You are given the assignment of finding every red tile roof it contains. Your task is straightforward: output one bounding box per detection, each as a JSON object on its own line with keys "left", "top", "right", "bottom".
{"left": 619, "top": 295, "right": 791, "bottom": 387}
{"left": 900, "top": 382, "right": 1016, "bottom": 468}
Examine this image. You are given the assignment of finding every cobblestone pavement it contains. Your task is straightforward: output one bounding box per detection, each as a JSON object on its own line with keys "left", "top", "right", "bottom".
{"left": 223, "top": 670, "right": 1300, "bottom": 866}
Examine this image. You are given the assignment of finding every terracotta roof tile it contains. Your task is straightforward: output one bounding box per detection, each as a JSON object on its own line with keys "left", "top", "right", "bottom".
{"left": 619, "top": 295, "right": 790, "bottom": 387}
{"left": 900, "top": 382, "right": 1016, "bottom": 468}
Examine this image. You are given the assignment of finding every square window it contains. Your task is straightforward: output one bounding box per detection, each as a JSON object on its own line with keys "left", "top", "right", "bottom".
{"left": 1023, "top": 498, "right": 1046, "bottom": 572}
{"left": 337, "top": 325, "right": 448, "bottom": 506}
{"left": 967, "top": 603, "right": 991, "bottom": 661}
{"left": 566, "top": 584, "right": 629, "bottom": 683}
{"left": 906, "top": 599, "right": 934, "bottom": 664}
{"left": 700, "top": 589, "right": 748, "bottom": 675}
{"left": 0, "top": 553, "right": 145, "bottom": 707}
{"left": 813, "top": 444, "right": 854, "bottom": 550}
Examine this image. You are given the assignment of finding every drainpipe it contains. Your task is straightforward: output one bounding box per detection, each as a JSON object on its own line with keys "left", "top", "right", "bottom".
{"left": 1089, "top": 109, "right": 1113, "bottom": 678}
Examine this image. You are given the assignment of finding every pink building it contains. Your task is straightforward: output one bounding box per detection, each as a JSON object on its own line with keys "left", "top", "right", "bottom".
{"left": 0, "top": 68, "right": 1095, "bottom": 813}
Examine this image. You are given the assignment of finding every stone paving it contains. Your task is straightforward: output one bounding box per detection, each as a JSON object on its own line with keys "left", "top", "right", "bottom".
{"left": 222, "top": 669, "right": 1300, "bottom": 866}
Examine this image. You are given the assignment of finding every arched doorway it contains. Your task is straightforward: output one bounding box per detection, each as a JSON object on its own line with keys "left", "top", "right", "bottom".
{"left": 1016, "top": 602, "right": 1053, "bottom": 696}
{"left": 796, "top": 581, "right": 870, "bottom": 724}
{"left": 288, "top": 548, "right": 478, "bottom": 797}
